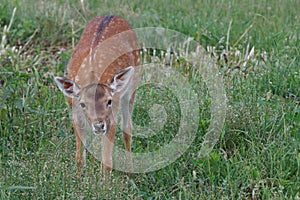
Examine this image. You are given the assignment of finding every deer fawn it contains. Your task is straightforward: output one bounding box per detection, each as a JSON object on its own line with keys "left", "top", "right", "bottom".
{"left": 54, "top": 16, "right": 140, "bottom": 173}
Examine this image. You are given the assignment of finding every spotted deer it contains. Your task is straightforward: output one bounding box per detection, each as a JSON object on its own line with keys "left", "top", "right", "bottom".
{"left": 54, "top": 16, "right": 140, "bottom": 172}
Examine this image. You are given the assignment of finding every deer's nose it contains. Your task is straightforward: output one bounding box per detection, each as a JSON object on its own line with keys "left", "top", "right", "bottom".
{"left": 92, "top": 121, "right": 106, "bottom": 135}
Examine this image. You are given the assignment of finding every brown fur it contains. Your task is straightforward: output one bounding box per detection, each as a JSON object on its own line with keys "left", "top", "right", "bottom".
{"left": 65, "top": 16, "right": 140, "bottom": 172}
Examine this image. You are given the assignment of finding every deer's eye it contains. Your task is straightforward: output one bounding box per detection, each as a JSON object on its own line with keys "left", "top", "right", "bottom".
{"left": 107, "top": 99, "right": 112, "bottom": 107}
{"left": 80, "top": 102, "right": 86, "bottom": 108}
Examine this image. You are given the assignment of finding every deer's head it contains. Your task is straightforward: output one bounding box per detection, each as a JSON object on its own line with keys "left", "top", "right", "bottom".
{"left": 55, "top": 66, "right": 134, "bottom": 135}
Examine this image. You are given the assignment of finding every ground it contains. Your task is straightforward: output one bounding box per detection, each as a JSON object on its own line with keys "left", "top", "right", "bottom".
{"left": 0, "top": 0, "right": 299, "bottom": 199}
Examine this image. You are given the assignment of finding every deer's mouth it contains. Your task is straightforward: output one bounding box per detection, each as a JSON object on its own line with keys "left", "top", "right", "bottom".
{"left": 92, "top": 121, "right": 106, "bottom": 135}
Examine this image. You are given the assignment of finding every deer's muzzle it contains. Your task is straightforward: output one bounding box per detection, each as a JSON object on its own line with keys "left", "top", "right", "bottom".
{"left": 92, "top": 121, "right": 106, "bottom": 135}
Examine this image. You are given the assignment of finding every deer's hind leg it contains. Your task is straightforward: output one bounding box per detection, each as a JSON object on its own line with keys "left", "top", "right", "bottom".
{"left": 120, "top": 83, "right": 137, "bottom": 172}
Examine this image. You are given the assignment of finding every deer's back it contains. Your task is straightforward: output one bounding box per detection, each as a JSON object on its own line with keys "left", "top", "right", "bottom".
{"left": 67, "top": 16, "right": 140, "bottom": 90}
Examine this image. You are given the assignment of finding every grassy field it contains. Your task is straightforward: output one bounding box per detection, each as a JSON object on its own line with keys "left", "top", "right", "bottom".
{"left": 0, "top": 0, "right": 299, "bottom": 199}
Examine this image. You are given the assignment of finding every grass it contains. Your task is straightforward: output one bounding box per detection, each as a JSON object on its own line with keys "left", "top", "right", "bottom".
{"left": 0, "top": 0, "right": 299, "bottom": 199}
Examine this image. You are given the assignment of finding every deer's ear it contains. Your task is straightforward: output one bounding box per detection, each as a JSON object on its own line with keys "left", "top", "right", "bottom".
{"left": 54, "top": 77, "right": 81, "bottom": 98}
{"left": 109, "top": 66, "right": 134, "bottom": 93}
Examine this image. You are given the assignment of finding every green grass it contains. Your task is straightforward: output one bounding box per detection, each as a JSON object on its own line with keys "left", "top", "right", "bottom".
{"left": 1, "top": 0, "right": 299, "bottom": 199}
